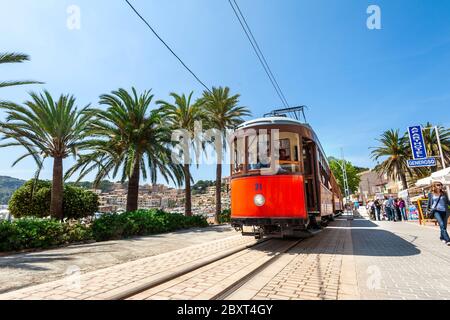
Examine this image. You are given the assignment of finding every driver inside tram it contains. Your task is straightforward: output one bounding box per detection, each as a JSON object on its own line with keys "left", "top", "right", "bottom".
{"left": 279, "top": 149, "right": 290, "bottom": 161}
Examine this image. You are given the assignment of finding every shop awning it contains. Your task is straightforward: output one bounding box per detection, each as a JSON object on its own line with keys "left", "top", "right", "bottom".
{"left": 415, "top": 168, "right": 450, "bottom": 187}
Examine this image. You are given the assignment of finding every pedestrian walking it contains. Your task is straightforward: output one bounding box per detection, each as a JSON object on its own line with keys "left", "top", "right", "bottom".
{"left": 367, "top": 200, "right": 375, "bottom": 220}
{"left": 383, "top": 197, "right": 390, "bottom": 221}
{"left": 374, "top": 199, "right": 382, "bottom": 221}
{"left": 399, "top": 198, "right": 407, "bottom": 221}
{"left": 427, "top": 182, "right": 450, "bottom": 245}
{"left": 385, "top": 196, "right": 396, "bottom": 221}
{"left": 394, "top": 198, "right": 402, "bottom": 221}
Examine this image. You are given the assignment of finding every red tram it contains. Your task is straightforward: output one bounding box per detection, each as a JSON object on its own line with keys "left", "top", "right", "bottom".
{"left": 230, "top": 113, "right": 343, "bottom": 238}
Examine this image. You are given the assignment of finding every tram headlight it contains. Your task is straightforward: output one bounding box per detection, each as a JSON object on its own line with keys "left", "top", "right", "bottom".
{"left": 254, "top": 194, "right": 266, "bottom": 207}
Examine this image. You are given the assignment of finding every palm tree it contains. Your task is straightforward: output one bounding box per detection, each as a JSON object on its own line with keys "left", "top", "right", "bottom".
{"left": 156, "top": 92, "right": 205, "bottom": 216}
{"left": 66, "top": 88, "right": 184, "bottom": 212}
{"left": 0, "top": 52, "right": 42, "bottom": 89}
{"left": 0, "top": 91, "right": 92, "bottom": 219}
{"left": 199, "top": 87, "right": 251, "bottom": 224}
{"left": 421, "top": 123, "right": 450, "bottom": 171}
{"left": 371, "top": 129, "right": 412, "bottom": 190}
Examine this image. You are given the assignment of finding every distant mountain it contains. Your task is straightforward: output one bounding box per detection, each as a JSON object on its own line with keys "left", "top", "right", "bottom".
{"left": 0, "top": 176, "right": 25, "bottom": 205}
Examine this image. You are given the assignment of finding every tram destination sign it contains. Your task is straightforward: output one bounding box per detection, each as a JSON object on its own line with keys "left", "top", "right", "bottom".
{"left": 407, "top": 158, "right": 437, "bottom": 168}
{"left": 408, "top": 125, "right": 428, "bottom": 159}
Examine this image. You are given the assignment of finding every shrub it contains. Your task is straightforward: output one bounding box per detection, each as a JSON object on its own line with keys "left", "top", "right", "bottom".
{"left": 0, "top": 218, "right": 94, "bottom": 252}
{"left": 8, "top": 180, "right": 99, "bottom": 219}
{"left": 63, "top": 222, "right": 93, "bottom": 243}
{"left": 8, "top": 180, "right": 51, "bottom": 218}
{"left": 91, "top": 209, "right": 208, "bottom": 241}
{"left": 0, "top": 209, "right": 208, "bottom": 252}
{"left": 218, "top": 209, "right": 231, "bottom": 224}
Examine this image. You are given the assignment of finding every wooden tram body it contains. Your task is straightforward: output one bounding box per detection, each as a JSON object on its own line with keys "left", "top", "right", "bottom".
{"left": 230, "top": 117, "right": 343, "bottom": 237}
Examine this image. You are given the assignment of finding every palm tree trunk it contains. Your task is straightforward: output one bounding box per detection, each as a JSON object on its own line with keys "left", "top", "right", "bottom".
{"left": 215, "top": 162, "right": 222, "bottom": 224}
{"left": 126, "top": 156, "right": 141, "bottom": 212}
{"left": 50, "top": 156, "right": 64, "bottom": 220}
{"left": 183, "top": 164, "right": 192, "bottom": 217}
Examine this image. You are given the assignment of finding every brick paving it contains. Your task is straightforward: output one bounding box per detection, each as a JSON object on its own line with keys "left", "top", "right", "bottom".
{"left": 229, "top": 213, "right": 450, "bottom": 300}
{"left": 128, "top": 239, "right": 297, "bottom": 300}
{"left": 0, "top": 233, "right": 256, "bottom": 300}
{"left": 353, "top": 218, "right": 450, "bottom": 300}
{"left": 227, "top": 218, "right": 357, "bottom": 300}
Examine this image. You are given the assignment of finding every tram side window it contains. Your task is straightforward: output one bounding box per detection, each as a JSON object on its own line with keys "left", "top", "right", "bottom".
{"left": 318, "top": 150, "right": 331, "bottom": 188}
{"left": 303, "top": 140, "right": 313, "bottom": 175}
{"left": 232, "top": 137, "right": 245, "bottom": 174}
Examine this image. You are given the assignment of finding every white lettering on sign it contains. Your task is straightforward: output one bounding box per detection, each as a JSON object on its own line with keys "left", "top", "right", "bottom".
{"left": 408, "top": 126, "right": 427, "bottom": 159}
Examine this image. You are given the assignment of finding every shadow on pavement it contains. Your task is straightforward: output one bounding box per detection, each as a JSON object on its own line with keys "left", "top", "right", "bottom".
{"left": 351, "top": 227, "right": 420, "bottom": 257}
{"left": 256, "top": 217, "right": 421, "bottom": 258}
{"left": 0, "top": 253, "right": 75, "bottom": 271}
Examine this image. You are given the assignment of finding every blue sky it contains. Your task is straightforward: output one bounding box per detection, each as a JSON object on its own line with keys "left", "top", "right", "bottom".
{"left": 1, "top": 0, "right": 449, "bottom": 185}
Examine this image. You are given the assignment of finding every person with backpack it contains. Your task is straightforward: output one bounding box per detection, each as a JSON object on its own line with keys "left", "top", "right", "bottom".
{"left": 427, "top": 182, "right": 450, "bottom": 245}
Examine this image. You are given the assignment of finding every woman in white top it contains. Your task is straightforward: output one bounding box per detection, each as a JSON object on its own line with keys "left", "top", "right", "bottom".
{"left": 427, "top": 182, "right": 450, "bottom": 245}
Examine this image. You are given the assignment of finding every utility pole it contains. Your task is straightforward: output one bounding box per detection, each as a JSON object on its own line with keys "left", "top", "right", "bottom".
{"left": 434, "top": 126, "right": 450, "bottom": 195}
{"left": 435, "top": 126, "right": 446, "bottom": 170}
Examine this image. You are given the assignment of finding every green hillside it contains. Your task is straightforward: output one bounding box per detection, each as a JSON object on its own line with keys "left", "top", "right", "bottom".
{"left": 0, "top": 176, "right": 25, "bottom": 205}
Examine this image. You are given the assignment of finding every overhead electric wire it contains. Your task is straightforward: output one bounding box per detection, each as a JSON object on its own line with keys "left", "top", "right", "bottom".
{"left": 232, "top": 0, "right": 290, "bottom": 108}
{"left": 228, "top": 0, "right": 290, "bottom": 108}
{"left": 124, "top": 0, "right": 212, "bottom": 93}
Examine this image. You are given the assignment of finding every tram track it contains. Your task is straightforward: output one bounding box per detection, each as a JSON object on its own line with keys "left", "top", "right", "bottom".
{"left": 211, "top": 239, "right": 303, "bottom": 300}
{"left": 122, "top": 238, "right": 304, "bottom": 300}
{"left": 112, "top": 237, "right": 270, "bottom": 300}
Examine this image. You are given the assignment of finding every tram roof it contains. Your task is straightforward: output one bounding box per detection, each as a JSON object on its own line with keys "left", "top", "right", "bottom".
{"left": 237, "top": 117, "right": 305, "bottom": 129}
{"left": 236, "top": 117, "right": 331, "bottom": 169}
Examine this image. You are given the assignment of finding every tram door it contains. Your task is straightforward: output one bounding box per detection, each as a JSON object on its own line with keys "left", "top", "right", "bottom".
{"left": 302, "top": 139, "right": 319, "bottom": 214}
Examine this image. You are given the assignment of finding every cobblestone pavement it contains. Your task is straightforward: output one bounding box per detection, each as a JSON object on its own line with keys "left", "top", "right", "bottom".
{"left": 0, "top": 225, "right": 253, "bottom": 298}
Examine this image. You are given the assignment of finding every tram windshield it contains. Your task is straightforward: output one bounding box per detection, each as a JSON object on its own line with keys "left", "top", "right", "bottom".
{"left": 231, "top": 131, "right": 301, "bottom": 176}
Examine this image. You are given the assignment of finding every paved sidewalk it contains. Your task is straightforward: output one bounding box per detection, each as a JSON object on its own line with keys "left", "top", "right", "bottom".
{"left": 353, "top": 219, "right": 450, "bottom": 299}
{"left": 229, "top": 214, "right": 450, "bottom": 300}
{"left": 0, "top": 225, "right": 243, "bottom": 295}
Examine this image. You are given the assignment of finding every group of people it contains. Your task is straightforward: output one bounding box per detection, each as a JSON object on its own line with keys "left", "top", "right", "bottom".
{"left": 367, "top": 196, "right": 407, "bottom": 222}
{"left": 366, "top": 182, "right": 449, "bottom": 246}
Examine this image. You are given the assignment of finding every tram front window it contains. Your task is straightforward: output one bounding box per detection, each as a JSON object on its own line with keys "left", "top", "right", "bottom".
{"left": 231, "top": 131, "right": 301, "bottom": 176}
{"left": 275, "top": 132, "right": 300, "bottom": 174}
{"left": 247, "top": 133, "right": 270, "bottom": 171}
